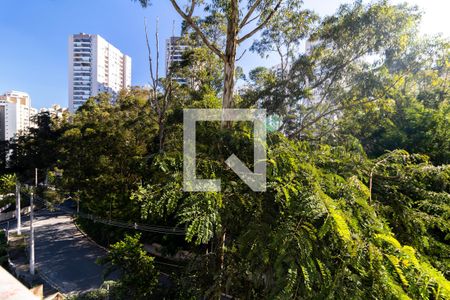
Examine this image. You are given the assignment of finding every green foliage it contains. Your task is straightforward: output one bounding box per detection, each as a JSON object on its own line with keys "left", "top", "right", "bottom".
{"left": 179, "top": 192, "right": 222, "bottom": 244}
{"left": 339, "top": 54, "right": 450, "bottom": 164}
{"left": 251, "top": 0, "right": 318, "bottom": 79}
{"left": 8, "top": 112, "right": 61, "bottom": 182}
{"left": 5, "top": 1, "right": 450, "bottom": 298}
{"left": 49, "top": 87, "right": 449, "bottom": 298}
{"left": 130, "top": 129, "right": 450, "bottom": 298}
{"left": 99, "top": 234, "right": 159, "bottom": 299}
{"left": 244, "top": 0, "right": 423, "bottom": 139}
{"left": 171, "top": 42, "right": 224, "bottom": 95}
{"left": 250, "top": 139, "right": 450, "bottom": 299}
{"left": 58, "top": 91, "right": 157, "bottom": 220}
{"left": 0, "top": 174, "right": 16, "bottom": 195}
{"left": 368, "top": 150, "right": 450, "bottom": 278}
{"left": 0, "top": 174, "right": 16, "bottom": 208}
{"left": 67, "top": 281, "right": 122, "bottom": 300}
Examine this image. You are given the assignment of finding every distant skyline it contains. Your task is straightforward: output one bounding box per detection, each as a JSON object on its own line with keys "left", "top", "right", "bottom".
{"left": 0, "top": 0, "right": 449, "bottom": 109}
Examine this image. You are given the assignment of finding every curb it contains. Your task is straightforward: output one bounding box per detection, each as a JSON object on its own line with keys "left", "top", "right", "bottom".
{"left": 71, "top": 216, "right": 173, "bottom": 277}
{"left": 37, "top": 267, "right": 68, "bottom": 295}
{"left": 71, "top": 215, "right": 109, "bottom": 252}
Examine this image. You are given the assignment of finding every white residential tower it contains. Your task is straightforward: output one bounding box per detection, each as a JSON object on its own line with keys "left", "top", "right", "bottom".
{"left": 68, "top": 33, "right": 132, "bottom": 112}
{"left": 0, "top": 91, "right": 37, "bottom": 141}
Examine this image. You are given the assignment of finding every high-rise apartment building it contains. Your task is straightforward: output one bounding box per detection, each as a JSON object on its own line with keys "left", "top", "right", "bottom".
{"left": 68, "top": 33, "right": 132, "bottom": 112}
{"left": 0, "top": 91, "right": 37, "bottom": 141}
{"left": 165, "top": 36, "right": 188, "bottom": 84}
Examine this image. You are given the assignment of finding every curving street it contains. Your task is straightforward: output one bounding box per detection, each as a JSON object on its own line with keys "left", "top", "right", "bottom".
{"left": 1, "top": 209, "right": 112, "bottom": 294}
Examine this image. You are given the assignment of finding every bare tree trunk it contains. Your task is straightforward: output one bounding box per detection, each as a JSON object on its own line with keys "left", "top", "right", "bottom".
{"left": 145, "top": 18, "right": 170, "bottom": 153}
{"left": 222, "top": 0, "right": 239, "bottom": 110}
{"left": 166, "top": 0, "right": 282, "bottom": 110}
{"left": 158, "top": 121, "right": 165, "bottom": 153}
{"left": 223, "top": 58, "right": 236, "bottom": 109}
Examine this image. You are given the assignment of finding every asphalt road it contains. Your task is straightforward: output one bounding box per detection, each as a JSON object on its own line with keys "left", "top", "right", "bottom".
{"left": 1, "top": 210, "right": 112, "bottom": 294}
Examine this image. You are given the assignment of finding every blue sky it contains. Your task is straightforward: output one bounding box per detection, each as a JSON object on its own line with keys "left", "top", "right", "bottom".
{"left": 0, "top": 0, "right": 448, "bottom": 109}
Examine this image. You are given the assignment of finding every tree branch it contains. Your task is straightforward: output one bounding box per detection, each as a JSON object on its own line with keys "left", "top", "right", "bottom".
{"left": 236, "top": 49, "right": 247, "bottom": 61}
{"left": 239, "top": 0, "right": 263, "bottom": 29}
{"left": 169, "top": 0, "right": 224, "bottom": 60}
{"left": 188, "top": 0, "right": 196, "bottom": 17}
{"left": 238, "top": 0, "right": 282, "bottom": 43}
{"left": 241, "top": 13, "right": 261, "bottom": 28}
{"left": 144, "top": 18, "right": 161, "bottom": 115}
{"left": 156, "top": 18, "right": 160, "bottom": 85}
{"left": 288, "top": 74, "right": 407, "bottom": 138}
{"left": 144, "top": 18, "right": 156, "bottom": 90}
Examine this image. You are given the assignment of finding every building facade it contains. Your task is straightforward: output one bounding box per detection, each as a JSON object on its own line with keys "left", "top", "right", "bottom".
{"left": 68, "top": 33, "right": 132, "bottom": 112}
{"left": 39, "top": 104, "right": 68, "bottom": 119}
{"left": 0, "top": 91, "right": 37, "bottom": 141}
{"left": 165, "top": 36, "right": 188, "bottom": 84}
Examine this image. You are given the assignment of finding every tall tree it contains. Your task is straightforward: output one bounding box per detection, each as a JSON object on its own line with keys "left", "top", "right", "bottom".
{"left": 144, "top": 19, "right": 176, "bottom": 153}
{"left": 135, "top": 0, "right": 286, "bottom": 109}
{"left": 338, "top": 36, "right": 450, "bottom": 164}
{"left": 9, "top": 112, "right": 61, "bottom": 183}
{"left": 58, "top": 91, "right": 156, "bottom": 219}
{"left": 251, "top": 0, "right": 317, "bottom": 79}
{"left": 245, "top": 1, "right": 421, "bottom": 139}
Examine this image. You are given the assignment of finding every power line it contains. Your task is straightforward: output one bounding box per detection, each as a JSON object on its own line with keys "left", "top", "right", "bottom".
{"left": 34, "top": 196, "right": 186, "bottom": 235}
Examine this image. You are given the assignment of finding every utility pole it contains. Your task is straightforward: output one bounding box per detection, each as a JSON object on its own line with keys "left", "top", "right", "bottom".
{"left": 29, "top": 191, "right": 35, "bottom": 275}
{"left": 29, "top": 168, "right": 37, "bottom": 275}
{"left": 16, "top": 182, "right": 21, "bottom": 235}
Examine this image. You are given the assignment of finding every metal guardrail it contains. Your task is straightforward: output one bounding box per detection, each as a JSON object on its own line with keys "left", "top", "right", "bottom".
{"left": 0, "top": 203, "right": 12, "bottom": 213}
{"left": 33, "top": 196, "right": 186, "bottom": 236}
{"left": 76, "top": 212, "right": 186, "bottom": 235}
{"left": 0, "top": 206, "right": 34, "bottom": 223}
